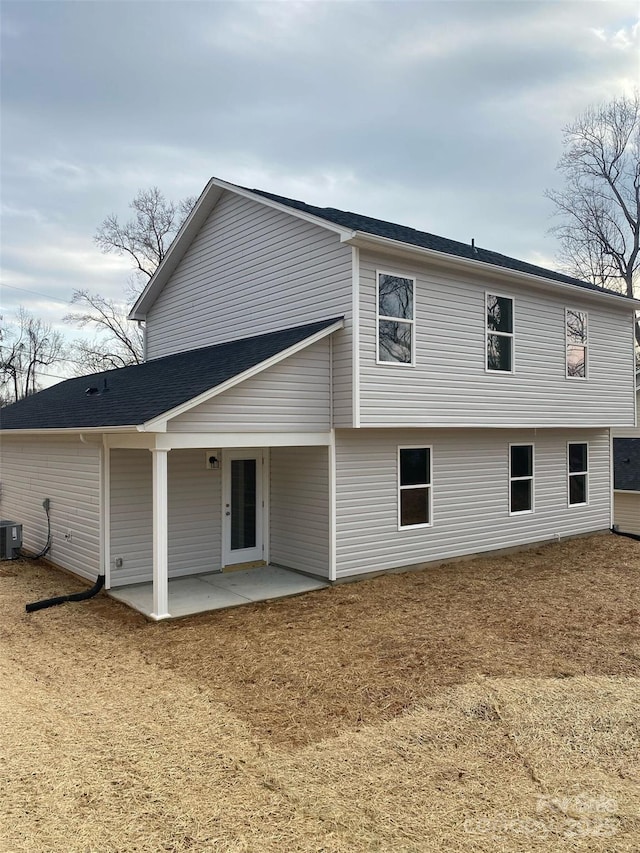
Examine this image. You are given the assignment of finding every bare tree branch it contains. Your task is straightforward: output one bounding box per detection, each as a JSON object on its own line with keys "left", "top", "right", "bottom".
{"left": 546, "top": 92, "right": 640, "bottom": 348}
{"left": 0, "top": 308, "right": 65, "bottom": 405}
{"left": 70, "top": 188, "right": 195, "bottom": 375}
{"left": 64, "top": 290, "right": 144, "bottom": 375}
{"left": 94, "top": 187, "right": 196, "bottom": 280}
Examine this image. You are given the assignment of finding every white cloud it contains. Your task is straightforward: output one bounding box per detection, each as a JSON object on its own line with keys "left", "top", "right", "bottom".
{"left": 2, "top": 0, "right": 638, "bottom": 376}
{"left": 590, "top": 18, "right": 640, "bottom": 51}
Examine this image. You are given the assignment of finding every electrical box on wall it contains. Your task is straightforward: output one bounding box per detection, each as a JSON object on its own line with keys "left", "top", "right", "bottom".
{"left": 206, "top": 450, "right": 221, "bottom": 470}
{"left": 0, "top": 521, "right": 22, "bottom": 559}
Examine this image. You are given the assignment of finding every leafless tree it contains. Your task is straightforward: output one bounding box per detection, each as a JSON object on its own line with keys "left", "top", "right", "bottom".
{"left": 68, "top": 188, "right": 196, "bottom": 374}
{"left": 546, "top": 92, "right": 640, "bottom": 344}
{"left": 64, "top": 290, "right": 145, "bottom": 374}
{"left": 95, "top": 186, "right": 196, "bottom": 280}
{"left": 0, "top": 308, "right": 65, "bottom": 405}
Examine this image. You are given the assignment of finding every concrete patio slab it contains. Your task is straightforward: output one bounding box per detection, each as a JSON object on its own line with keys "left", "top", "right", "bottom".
{"left": 201, "top": 565, "right": 328, "bottom": 601}
{"left": 108, "top": 565, "right": 328, "bottom": 618}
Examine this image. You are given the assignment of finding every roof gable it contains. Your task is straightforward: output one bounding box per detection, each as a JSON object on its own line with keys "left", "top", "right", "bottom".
{"left": 0, "top": 318, "right": 342, "bottom": 432}
{"left": 130, "top": 178, "right": 353, "bottom": 320}
{"left": 131, "top": 177, "right": 639, "bottom": 320}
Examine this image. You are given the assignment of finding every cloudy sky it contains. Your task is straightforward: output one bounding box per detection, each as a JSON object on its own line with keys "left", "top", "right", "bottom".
{"left": 1, "top": 0, "right": 638, "bottom": 383}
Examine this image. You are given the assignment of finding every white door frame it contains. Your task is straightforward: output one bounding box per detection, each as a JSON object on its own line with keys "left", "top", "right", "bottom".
{"left": 221, "top": 448, "right": 268, "bottom": 567}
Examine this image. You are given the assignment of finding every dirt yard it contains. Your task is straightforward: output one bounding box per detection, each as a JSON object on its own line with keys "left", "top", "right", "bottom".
{"left": 1, "top": 533, "right": 639, "bottom": 852}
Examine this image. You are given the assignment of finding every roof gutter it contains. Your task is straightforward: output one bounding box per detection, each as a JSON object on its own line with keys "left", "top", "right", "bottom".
{"left": 343, "top": 231, "right": 640, "bottom": 310}
{"left": 0, "top": 426, "right": 140, "bottom": 436}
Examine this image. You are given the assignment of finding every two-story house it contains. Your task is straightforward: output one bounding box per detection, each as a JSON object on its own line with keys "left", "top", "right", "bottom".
{"left": 1, "top": 177, "right": 638, "bottom": 619}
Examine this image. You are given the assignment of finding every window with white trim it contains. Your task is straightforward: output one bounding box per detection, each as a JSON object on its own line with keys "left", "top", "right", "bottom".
{"left": 509, "top": 444, "right": 533, "bottom": 514}
{"left": 398, "top": 447, "right": 431, "bottom": 528}
{"left": 377, "top": 272, "right": 415, "bottom": 364}
{"left": 568, "top": 442, "right": 588, "bottom": 506}
{"left": 566, "top": 309, "right": 587, "bottom": 378}
{"left": 486, "top": 293, "right": 514, "bottom": 372}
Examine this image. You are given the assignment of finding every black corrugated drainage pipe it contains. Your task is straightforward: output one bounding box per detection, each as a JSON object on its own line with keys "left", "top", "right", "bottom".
{"left": 25, "top": 575, "right": 105, "bottom": 613}
{"left": 610, "top": 526, "right": 640, "bottom": 543}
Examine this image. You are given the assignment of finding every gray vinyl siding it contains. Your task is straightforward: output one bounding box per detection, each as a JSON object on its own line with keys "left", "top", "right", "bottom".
{"left": 335, "top": 428, "right": 611, "bottom": 578}
{"left": 167, "top": 340, "right": 331, "bottom": 433}
{"left": 270, "top": 446, "right": 330, "bottom": 577}
{"left": 612, "top": 391, "right": 640, "bottom": 437}
{"left": 144, "top": 191, "right": 354, "bottom": 426}
{"left": 168, "top": 450, "right": 221, "bottom": 578}
{"left": 613, "top": 491, "right": 640, "bottom": 535}
{"left": 358, "top": 252, "right": 636, "bottom": 427}
{"left": 109, "top": 449, "right": 221, "bottom": 586}
{"left": 109, "top": 449, "right": 150, "bottom": 585}
{"left": 0, "top": 435, "right": 101, "bottom": 580}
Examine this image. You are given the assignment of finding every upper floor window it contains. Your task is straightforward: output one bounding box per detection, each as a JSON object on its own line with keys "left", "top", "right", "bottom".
{"left": 566, "top": 309, "right": 588, "bottom": 379}
{"left": 377, "top": 272, "right": 415, "bottom": 365}
{"left": 486, "top": 293, "right": 514, "bottom": 372}
{"left": 398, "top": 446, "right": 432, "bottom": 528}
{"left": 568, "top": 442, "right": 588, "bottom": 506}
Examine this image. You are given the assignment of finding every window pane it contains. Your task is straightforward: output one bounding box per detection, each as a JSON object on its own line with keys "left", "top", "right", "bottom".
{"left": 400, "top": 448, "right": 430, "bottom": 486}
{"left": 231, "top": 459, "right": 256, "bottom": 550}
{"left": 569, "top": 474, "right": 587, "bottom": 505}
{"left": 379, "top": 274, "right": 413, "bottom": 320}
{"left": 511, "top": 445, "right": 532, "bottom": 478}
{"left": 379, "top": 320, "right": 412, "bottom": 363}
{"left": 401, "top": 488, "right": 429, "bottom": 526}
{"left": 487, "top": 295, "right": 513, "bottom": 333}
{"left": 487, "top": 334, "right": 512, "bottom": 371}
{"left": 567, "top": 345, "right": 586, "bottom": 377}
{"left": 510, "top": 479, "right": 532, "bottom": 513}
{"left": 569, "top": 443, "right": 587, "bottom": 473}
{"left": 567, "top": 310, "right": 587, "bottom": 344}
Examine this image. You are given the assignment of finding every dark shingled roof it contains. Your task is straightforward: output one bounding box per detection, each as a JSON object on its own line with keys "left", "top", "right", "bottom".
{"left": 0, "top": 318, "right": 341, "bottom": 431}
{"left": 249, "top": 188, "right": 630, "bottom": 299}
{"left": 614, "top": 438, "right": 640, "bottom": 492}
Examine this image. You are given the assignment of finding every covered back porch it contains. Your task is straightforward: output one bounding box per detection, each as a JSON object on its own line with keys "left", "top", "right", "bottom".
{"left": 103, "top": 430, "right": 335, "bottom": 619}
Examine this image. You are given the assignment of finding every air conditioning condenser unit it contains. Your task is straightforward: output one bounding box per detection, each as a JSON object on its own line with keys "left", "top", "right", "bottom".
{"left": 0, "top": 521, "right": 23, "bottom": 559}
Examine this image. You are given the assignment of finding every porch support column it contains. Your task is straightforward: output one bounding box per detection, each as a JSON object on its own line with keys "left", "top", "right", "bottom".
{"left": 150, "top": 448, "right": 170, "bottom": 620}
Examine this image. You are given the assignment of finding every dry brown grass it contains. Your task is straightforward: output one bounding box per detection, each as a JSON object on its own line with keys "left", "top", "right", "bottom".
{"left": 1, "top": 532, "right": 639, "bottom": 851}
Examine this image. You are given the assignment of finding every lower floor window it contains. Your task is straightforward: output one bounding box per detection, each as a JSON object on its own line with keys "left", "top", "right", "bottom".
{"left": 399, "top": 447, "right": 432, "bottom": 528}
{"left": 568, "top": 442, "right": 588, "bottom": 505}
{"left": 509, "top": 444, "right": 534, "bottom": 514}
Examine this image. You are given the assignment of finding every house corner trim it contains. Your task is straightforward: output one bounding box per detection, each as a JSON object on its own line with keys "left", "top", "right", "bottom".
{"left": 352, "top": 246, "right": 361, "bottom": 428}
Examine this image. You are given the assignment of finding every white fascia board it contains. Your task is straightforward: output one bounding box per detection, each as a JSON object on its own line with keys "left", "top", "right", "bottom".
{"left": 155, "top": 431, "right": 333, "bottom": 450}
{"left": 104, "top": 433, "right": 157, "bottom": 449}
{"left": 129, "top": 177, "right": 355, "bottom": 321}
{"left": 141, "top": 319, "right": 344, "bottom": 432}
{"left": 0, "top": 426, "right": 139, "bottom": 436}
{"left": 354, "top": 422, "right": 628, "bottom": 429}
{"left": 346, "top": 232, "right": 640, "bottom": 310}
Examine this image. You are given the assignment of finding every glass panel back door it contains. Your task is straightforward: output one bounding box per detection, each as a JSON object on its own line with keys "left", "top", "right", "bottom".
{"left": 231, "top": 459, "right": 256, "bottom": 550}
{"left": 223, "top": 451, "right": 263, "bottom": 565}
